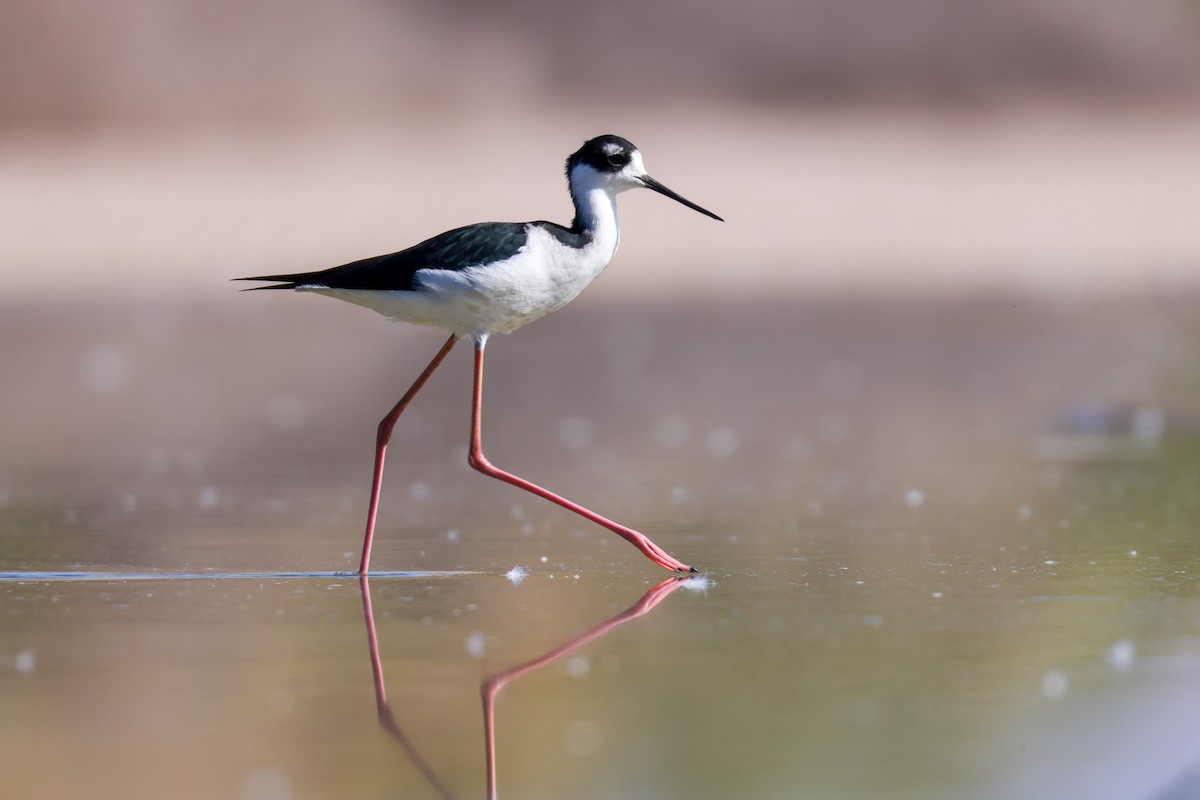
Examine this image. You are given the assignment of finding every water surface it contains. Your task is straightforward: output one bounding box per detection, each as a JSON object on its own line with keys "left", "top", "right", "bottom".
{"left": 2, "top": 295, "right": 1199, "bottom": 798}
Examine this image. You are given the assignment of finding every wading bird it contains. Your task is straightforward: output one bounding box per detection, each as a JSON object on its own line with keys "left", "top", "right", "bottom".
{"left": 239, "top": 135, "right": 722, "bottom": 574}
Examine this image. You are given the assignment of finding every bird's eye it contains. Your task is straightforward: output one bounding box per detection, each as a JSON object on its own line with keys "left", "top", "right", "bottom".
{"left": 607, "top": 153, "right": 630, "bottom": 168}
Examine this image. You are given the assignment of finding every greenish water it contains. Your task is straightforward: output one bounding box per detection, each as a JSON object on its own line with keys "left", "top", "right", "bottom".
{"left": 1, "top": 296, "right": 1199, "bottom": 799}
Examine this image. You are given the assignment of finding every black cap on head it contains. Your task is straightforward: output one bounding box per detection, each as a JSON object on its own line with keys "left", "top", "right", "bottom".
{"left": 565, "top": 134, "right": 724, "bottom": 222}
{"left": 566, "top": 135, "right": 638, "bottom": 176}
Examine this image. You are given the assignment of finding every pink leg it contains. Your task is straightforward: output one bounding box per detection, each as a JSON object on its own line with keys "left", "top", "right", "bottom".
{"left": 466, "top": 340, "right": 696, "bottom": 573}
{"left": 358, "top": 334, "right": 458, "bottom": 575}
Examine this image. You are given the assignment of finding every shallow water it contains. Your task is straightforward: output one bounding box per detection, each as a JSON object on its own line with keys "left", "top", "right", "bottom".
{"left": 2, "top": 295, "right": 1199, "bottom": 799}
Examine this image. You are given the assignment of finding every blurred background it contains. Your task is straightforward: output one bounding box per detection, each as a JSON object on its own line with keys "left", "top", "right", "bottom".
{"left": 5, "top": 4, "right": 1200, "bottom": 799}
{"left": 2, "top": 0, "right": 1198, "bottom": 480}
{"left": 2, "top": 0, "right": 1200, "bottom": 300}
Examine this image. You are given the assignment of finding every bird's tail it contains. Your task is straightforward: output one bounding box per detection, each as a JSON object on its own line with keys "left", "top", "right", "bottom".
{"left": 232, "top": 275, "right": 302, "bottom": 291}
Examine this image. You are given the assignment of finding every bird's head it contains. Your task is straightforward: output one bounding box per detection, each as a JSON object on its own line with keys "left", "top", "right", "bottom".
{"left": 566, "top": 135, "right": 723, "bottom": 222}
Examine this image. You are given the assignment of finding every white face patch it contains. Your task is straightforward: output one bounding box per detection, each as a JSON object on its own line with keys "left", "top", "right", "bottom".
{"left": 624, "top": 150, "right": 648, "bottom": 182}
{"left": 591, "top": 141, "right": 647, "bottom": 188}
{"left": 570, "top": 155, "right": 645, "bottom": 196}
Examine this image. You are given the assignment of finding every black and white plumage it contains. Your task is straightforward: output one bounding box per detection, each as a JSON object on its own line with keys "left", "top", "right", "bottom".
{"left": 240, "top": 135, "right": 721, "bottom": 342}
{"left": 238, "top": 135, "right": 722, "bottom": 575}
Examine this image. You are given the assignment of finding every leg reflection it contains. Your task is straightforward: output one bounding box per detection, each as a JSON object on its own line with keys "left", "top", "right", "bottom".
{"left": 358, "top": 574, "right": 699, "bottom": 799}
{"left": 360, "top": 575, "right": 456, "bottom": 799}
{"left": 481, "top": 577, "right": 691, "bottom": 800}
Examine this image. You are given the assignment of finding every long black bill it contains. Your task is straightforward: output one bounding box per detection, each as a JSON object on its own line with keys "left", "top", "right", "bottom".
{"left": 641, "top": 176, "right": 724, "bottom": 222}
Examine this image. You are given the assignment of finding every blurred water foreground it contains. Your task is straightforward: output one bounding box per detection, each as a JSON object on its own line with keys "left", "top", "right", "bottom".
{"left": 2, "top": 291, "right": 1200, "bottom": 798}
{"left": 3, "top": 3, "right": 1200, "bottom": 793}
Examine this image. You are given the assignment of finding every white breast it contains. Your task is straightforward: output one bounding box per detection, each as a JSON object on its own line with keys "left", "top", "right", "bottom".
{"left": 310, "top": 221, "right": 621, "bottom": 341}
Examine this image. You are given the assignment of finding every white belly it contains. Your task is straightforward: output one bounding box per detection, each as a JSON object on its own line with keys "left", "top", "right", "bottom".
{"left": 309, "top": 224, "right": 618, "bottom": 341}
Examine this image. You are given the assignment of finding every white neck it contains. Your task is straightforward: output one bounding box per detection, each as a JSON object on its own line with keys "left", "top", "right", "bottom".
{"left": 569, "top": 166, "right": 621, "bottom": 246}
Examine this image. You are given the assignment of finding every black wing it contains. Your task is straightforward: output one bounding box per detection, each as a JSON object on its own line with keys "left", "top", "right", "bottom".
{"left": 236, "top": 222, "right": 535, "bottom": 291}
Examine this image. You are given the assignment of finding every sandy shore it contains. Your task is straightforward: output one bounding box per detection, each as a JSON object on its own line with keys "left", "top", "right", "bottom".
{"left": 2, "top": 103, "right": 1199, "bottom": 302}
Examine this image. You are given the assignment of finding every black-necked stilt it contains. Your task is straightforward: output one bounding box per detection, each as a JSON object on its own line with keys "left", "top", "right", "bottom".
{"left": 238, "top": 135, "right": 722, "bottom": 574}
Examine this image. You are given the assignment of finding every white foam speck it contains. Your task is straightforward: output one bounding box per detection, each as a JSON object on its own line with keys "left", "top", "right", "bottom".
{"left": 904, "top": 489, "right": 925, "bottom": 508}
{"left": 14, "top": 648, "right": 35, "bottom": 676}
{"left": 1132, "top": 406, "right": 1165, "bottom": 441}
{"left": 1106, "top": 639, "right": 1136, "bottom": 672}
{"left": 1041, "top": 670, "right": 1068, "bottom": 699}
{"left": 466, "top": 631, "right": 486, "bottom": 659}
{"left": 505, "top": 566, "right": 528, "bottom": 584}
{"left": 197, "top": 486, "right": 220, "bottom": 511}
{"left": 566, "top": 656, "right": 590, "bottom": 678}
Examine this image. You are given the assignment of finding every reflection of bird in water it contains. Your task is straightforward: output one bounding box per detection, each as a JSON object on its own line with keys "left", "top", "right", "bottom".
{"left": 480, "top": 575, "right": 697, "bottom": 798}
{"left": 240, "top": 135, "right": 721, "bottom": 575}
{"left": 358, "top": 573, "right": 703, "bottom": 799}
{"left": 359, "top": 575, "right": 455, "bottom": 800}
